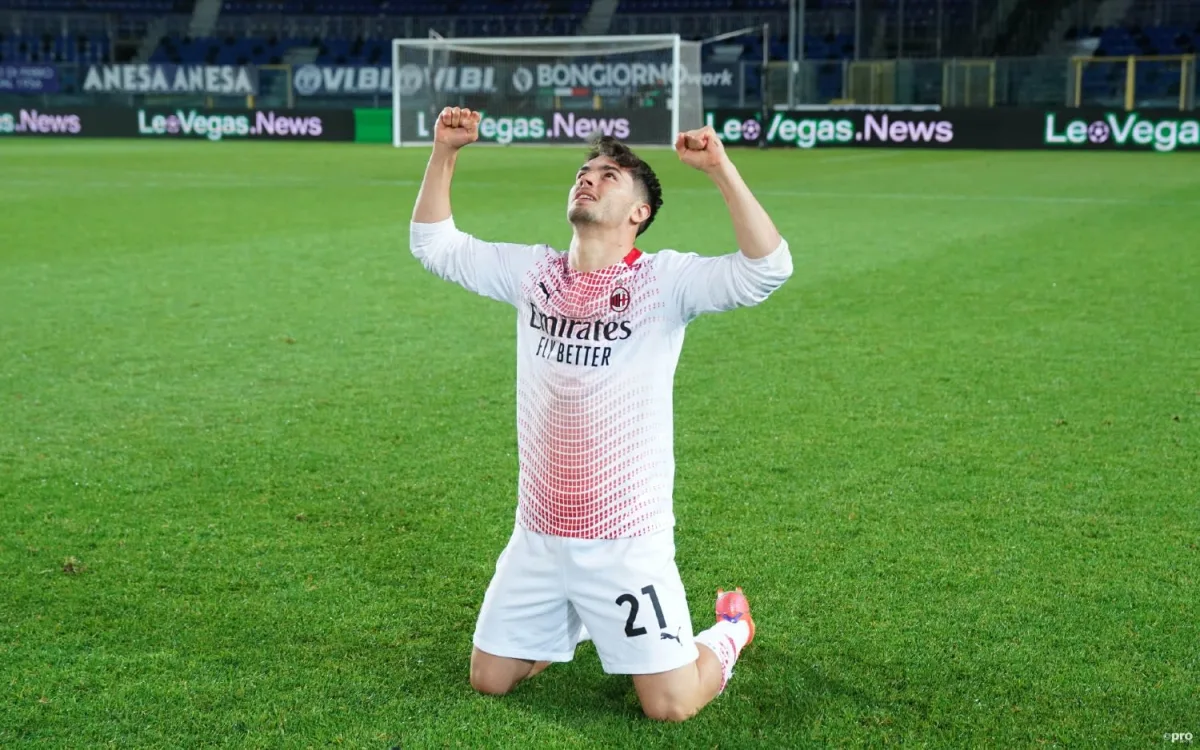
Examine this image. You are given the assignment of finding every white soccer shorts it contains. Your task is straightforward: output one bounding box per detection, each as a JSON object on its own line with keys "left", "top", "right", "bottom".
{"left": 472, "top": 526, "right": 701, "bottom": 675}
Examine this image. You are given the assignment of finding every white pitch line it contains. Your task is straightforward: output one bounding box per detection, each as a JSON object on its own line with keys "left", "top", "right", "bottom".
{"left": 735, "top": 188, "right": 1199, "bottom": 206}
{"left": 804, "top": 150, "right": 910, "bottom": 165}
{"left": 1, "top": 178, "right": 289, "bottom": 190}
{"left": 5, "top": 175, "right": 1195, "bottom": 208}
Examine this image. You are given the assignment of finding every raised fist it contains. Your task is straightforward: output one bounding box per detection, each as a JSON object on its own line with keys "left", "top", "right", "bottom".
{"left": 675, "top": 126, "right": 729, "bottom": 173}
{"left": 435, "top": 106, "right": 480, "bottom": 150}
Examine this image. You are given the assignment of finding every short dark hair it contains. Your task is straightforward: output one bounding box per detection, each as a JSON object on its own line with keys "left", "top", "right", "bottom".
{"left": 585, "top": 135, "right": 663, "bottom": 237}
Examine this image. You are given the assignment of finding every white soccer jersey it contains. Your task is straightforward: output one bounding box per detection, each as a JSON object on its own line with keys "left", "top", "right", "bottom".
{"left": 410, "top": 217, "right": 793, "bottom": 540}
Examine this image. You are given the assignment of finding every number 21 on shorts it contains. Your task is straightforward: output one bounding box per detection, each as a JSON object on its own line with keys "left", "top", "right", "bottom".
{"left": 615, "top": 585, "right": 667, "bottom": 637}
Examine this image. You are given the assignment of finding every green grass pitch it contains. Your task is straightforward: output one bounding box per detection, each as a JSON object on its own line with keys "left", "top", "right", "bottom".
{"left": 1, "top": 139, "right": 1198, "bottom": 748}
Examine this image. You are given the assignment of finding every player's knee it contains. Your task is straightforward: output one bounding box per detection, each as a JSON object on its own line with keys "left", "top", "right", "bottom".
{"left": 469, "top": 666, "right": 516, "bottom": 696}
{"left": 641, "top": 696, "right": 699, "bottom": 723}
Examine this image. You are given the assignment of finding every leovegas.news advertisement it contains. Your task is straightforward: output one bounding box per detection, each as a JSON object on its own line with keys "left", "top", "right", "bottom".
{"left": 705, "top": 107, "right": 1200, "bottom": 152}
{"left": 0, "top": 107, "right": 355, "bottom": 141}
{"left": 395, "top": 107, "right": 668, "bottom": 146}
{"left": 133, "top": 108, "right": 351, "bottom": 141}
{"left": 0, "top": 108, "right": 93, "bottom": 136}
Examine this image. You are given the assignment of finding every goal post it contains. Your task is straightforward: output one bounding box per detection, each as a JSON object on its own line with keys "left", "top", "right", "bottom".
{"left": 390, "top": 34, "right": 703, "bottom": 148}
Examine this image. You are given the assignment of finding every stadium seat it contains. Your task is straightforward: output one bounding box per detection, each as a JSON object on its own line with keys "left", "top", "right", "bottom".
{"left": 0, "top": 30, "right": 110, "bottom": 64}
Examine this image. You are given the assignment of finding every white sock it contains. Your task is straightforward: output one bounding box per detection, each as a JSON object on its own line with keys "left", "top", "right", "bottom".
{"left": 694, "top": 619, "right": 751, "bottom": 692}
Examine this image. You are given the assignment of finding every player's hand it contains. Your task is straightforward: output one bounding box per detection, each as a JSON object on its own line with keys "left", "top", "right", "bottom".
{"left": 434, "top": 106, "right": 480, "bottom": 151}
{"left": 675, "top": 126, "right": 729, "bottom": 174}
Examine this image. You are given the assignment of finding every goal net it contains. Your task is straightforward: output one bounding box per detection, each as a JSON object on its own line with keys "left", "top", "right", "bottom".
{"left": 390, "top": 34, "right": 703, "bottom": 148}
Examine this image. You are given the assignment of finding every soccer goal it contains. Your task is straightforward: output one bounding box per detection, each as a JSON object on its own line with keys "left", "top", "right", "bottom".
{"left": 390, "top": 34, "right": 703, "bottom": 148}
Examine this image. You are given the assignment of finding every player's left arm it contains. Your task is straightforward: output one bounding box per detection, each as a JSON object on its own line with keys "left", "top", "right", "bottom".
{"left": 668, "top": 126, "right": 793, "bottom": 322}
{"left": 676, "top": 126, "right": 784, "bottom": 260}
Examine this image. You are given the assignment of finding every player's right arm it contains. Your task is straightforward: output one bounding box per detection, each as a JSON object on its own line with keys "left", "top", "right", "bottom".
{"left": 410, "top": 106, "right": 535, "bottom": 306}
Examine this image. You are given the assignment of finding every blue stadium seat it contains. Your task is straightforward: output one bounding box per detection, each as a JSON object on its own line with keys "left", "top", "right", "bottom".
{"left": 1070, "top": 22, "right": 1197, "bottom": 103}
{"left": 0, "top": 31, "right": 107, "bottom": 64}
{"left": 3, "top": 0, "right": 181, "bottom": 10}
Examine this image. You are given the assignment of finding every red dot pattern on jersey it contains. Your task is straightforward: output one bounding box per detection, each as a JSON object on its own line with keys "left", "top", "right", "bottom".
{"left": 515, "top": 252, "right": 672, "bottom": 539}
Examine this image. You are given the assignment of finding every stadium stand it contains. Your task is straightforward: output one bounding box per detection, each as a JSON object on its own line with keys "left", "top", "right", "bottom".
{"left": 1073, "top": 22, "right": 1200, "bottom": 106}
{"left": 1074, "top": 22, "right": 1200, "bottom": 55}
{"left": 2, "top": 0, "right": 852, "bottom": 70}
{"left": 0, "top": 32, "right": 111, "bottom": 64}
{"left": 0, "top": 0, "right": 183, "bottom": 10}
{"left": 0, "top": 0, "right": 1196, "bottom": 107}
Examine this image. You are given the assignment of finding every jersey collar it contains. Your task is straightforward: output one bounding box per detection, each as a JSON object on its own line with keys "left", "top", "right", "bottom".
{"left": 623, "top": 248, "right": 642, "bottom": 266}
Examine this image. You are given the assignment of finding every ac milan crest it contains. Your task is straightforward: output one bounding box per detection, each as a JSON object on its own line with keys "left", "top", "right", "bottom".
{"left": 610, "top": 286, "right": 630, "bottom": 312}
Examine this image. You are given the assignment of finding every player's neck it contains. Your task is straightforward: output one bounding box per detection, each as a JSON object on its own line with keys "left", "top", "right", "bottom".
{"left": 568, "top": 227, "right": 634, "bottom": 273}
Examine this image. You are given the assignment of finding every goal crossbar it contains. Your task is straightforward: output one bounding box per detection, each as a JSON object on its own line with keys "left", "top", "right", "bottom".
{"left": 390, "top": 33, "right": 700, "bottom": 149}
{"left": 394, "top": 34, "right": 683, "bottom": 48}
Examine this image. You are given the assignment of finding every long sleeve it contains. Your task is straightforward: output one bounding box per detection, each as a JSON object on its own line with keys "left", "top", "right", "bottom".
{"left": 661, "top": 239, "right": 794, "bottom": 324}
{"left": 409, "top": 216, "right": 542, "bottom": 307}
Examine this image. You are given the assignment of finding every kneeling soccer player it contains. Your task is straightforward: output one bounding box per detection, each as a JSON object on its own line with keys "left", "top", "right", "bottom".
{"left": 409, "top": 106, "right": 792, "bottom": 722}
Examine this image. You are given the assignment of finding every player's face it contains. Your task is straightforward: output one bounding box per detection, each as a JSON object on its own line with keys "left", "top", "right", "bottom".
{"left": 567, "top": 156, "right": 646, "bottom": 230}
